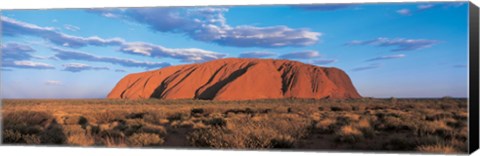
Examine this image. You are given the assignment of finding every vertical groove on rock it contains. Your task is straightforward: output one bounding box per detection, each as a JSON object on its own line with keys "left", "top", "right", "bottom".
{"left": 196, "top": 63, "right": 256, "bottom": 100}
{"left": 194, "top": 64, "right": 229, "bottom": 98}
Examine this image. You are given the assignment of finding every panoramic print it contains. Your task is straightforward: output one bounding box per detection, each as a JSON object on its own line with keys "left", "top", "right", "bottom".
{"left": 1, "top": 2, "right": 470, "bottom": 154}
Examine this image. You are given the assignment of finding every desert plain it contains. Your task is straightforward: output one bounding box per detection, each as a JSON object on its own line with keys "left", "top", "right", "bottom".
{"left": 1, "top": 98, "right": 468, "bottom": 154}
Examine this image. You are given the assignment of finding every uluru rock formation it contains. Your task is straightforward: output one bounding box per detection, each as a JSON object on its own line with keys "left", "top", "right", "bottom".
{"left": 107, "top": 58, "right": 361, "bottom": 100}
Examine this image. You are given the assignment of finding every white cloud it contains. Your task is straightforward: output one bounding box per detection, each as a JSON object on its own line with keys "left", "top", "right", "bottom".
{"left": 62, "top": 63, "right": 109, "bottom": 72}
{"left": 312, "top": 59, "right": 337, "bottom": 65}
{"left": 52, "top": 47, "right": 171, "bottom": 69}
{"left": 366, "top": 54, "right": 406, "bottom": 62}
{"left": 2, "top": 16, "right": 226, "bottom": 63}
{"left": 418, "top": 4, "right": 435, "bottom": 10}
{"left": 45, "top": 80, "right": 63, "bottom": 86}
{"left": 238, "top": 51, "right": 276, "bottom": 58}
{"left": 64, "top": 24, "right": 80, "bottom": 31}
{"left": 279, "top": 50, "right": 321, "bottom": 59}
{"left": 4, "top": 60, "right": 56, "bottom": 69}
{"left": 2, "top": 16, "right": 125, "bottom": 48}
{"left": 352, "top": 63, "right": 382, "bottom": 71}
{"left": 120, "top": 42, "right": 226, "bottom": 62}
{"left": 91, "top": 7, "right": 322, "bottom": 48}
{"left": 346, "top": 37, "right": 438, "bottom": 51}
{"left": 396, "top": 9, "right": 411, "bottom": 15}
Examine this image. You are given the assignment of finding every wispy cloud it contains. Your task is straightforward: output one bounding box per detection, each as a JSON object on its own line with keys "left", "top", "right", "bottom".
{"left": 90, "top": 7, "right": 321, "bottom": 48}
{"left": 346, "top": 37, "right": 439, "bottom": 51}
{"left": 102, "top": 12, "right": 120, "bottom": 18}
{"left": 279, "top": 50, "right": 321, "bottom": 59}
{"left": 417, "top": 4, "right": 435, "bottom": 10}
{"left": 352, "top": 63, "right": 381, "bottom": 71}
{"left": 114, "top": 69, "right": 127, "bottom": 72}
{"left": 45, "top": 80, "right": 63, "bottom": 86}
{"left": 396, "top": 9, "right": 411, "bottom": 15}
{"left": 293, "top": 4, "right": 355, "bottom": 11}
{"left": 397, "top": 3, "right": 464, "bottom": 16}
{"left": 3, "top": 61, "right": 55, "bottom": 70}
{"left": 444, "top": 2, "right": 466, "bottom": 8}
{"left": 2, "top": 16, "right": 124, "bottom": 48}
{"left": 51, "top": 47, "right": 170, "bottom": 69}
{"left": 62, "top": 63, "right": 109, "bottom": 72}
{"left": 119, "top": 42, "right": 225, "bottom": 62}
{"left": 238, "top": 51, "right": 276, "bottom": 58}
{"left": 366, "top": 54, "right": 406, "bottom": 62}
{"left": 1, "top": 16, "right": 226, "bottom": 63}
{"left": 312, "top": 59, "right": 337, "bottom": 65}
{"left": 2, "top": 42, "right": 36, "bottom": 61}
{"left": 1, "top": 43, "right": 55, "bottom": 70}
{"left": 64, "top": 24, "right": 80, "bottom": 31}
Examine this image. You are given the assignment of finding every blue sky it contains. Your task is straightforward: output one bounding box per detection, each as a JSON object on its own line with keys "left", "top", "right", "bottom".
{"left": 0, "top": 2, "right": 469, "bottom": 98}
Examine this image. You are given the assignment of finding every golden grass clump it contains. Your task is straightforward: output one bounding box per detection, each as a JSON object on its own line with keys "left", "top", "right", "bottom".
{"left": 140, "top": 124, "right": 167, "bottom": 137}
{"left": 67, "top": 134, "right": 95, "bottom": 146}
{"left": 101, "top": 136, "right": 127, "bottom": 147}
{"left": 335, "top": 125, "right": 363, "bottom": 143}
{"left": 417, "top": 144, "right": 459, "bottom": 154}
{"left": 356, "top": 118, "right": 371, "bottom": 129}
{"left": 127, "top": 133, "right": 164, "bottom": 147}
{"left": 314, "top": 118, "right": 337, "bottom": 134}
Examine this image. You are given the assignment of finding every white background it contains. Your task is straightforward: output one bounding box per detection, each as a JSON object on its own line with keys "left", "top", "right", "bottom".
{"left": 1, "top": 0, "right": 479, "bottom": 156}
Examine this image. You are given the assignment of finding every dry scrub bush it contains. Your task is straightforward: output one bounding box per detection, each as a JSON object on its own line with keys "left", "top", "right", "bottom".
{"left": 335, "top": 125, "right": 363, "bottom": 143}
{"left": 142, "top": 111, "right": 167, "bottom": 124}
{"left": 417, "top": 144, "right": 459, "bottom": 154}
{"left": 62, "top": 125, "right": 85, "bottom": 136}
{"left": 355, "top": 118, "right": 374, "bottom": 138}
{"left": 3, "top": 111, "right": 53, "bottom": 127}
{"left": 382, "top": 134, "right": 417, "bottom": 150}
{"left": 270, "top": 135, "right": 295, "bottom": 148}
{"left": 375, "top": 116, "right": 414, "bottom": 132}
{"left": 62, "top": 125, "right": 95, "bottom": 146}
{"left": 67, "top": 133, "right": 95, "bottom": 146}
{"left": 101, "top": 135, "right": 127, "bottom": 147}
{"left": 417, "top": 121, "right": 454, "bottom": 138}
{"left": 188, "top": 127, "right": 240, "bottom": 148}
{"left": 3, "top": 130, "right": 23, "bottom": 143}
{"left": 2, "top": 111, "right": 66, "bottom": 144}
{"left": 314, "top": 118, "right": 337, "bottom": 134}
{"left": 2, "top": 111, "right": 53, "bottom": 137}
{"left": 127, "top": 133, "right": 164, "bottom": 147}
{"left": 192, "top": 122, "right": 208, "bottom": 129}
{"left": 167, "top": 113, "right": 189, "bottom": 122}
{"left": 342, "top": 114, "right": 361, "bottom": 121}
{"left": 356, "top": 118, "right": 371, "bottom": 129}
{"left": 92, "top": 111, "right": 127, "bottom": 124}
{"left": 62, "top": 115, "right": 88, "bottom": 125}
{"left": 21, "top": 134, "right": 42, "bottom": 144}
{"left": 140, "top": 124, "right": 167, "bottom": 137}
{"left": 2, "top": 130, "right": 41, "bottom": 144}
{"left": 188, "top": 114, "right": 310, "bottom": 149}
{"left": 205, "top": 118, "right": 227, "bottom": 127}
{"left": 39, "top": 124, "right": 66, "bottom": 144}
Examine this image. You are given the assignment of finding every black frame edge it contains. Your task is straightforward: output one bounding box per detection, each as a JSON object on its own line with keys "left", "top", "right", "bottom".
{"left": 469, "top": 1, "right": 480, "bottom": 154}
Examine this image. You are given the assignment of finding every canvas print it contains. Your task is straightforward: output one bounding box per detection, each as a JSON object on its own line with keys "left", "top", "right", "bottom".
{"left": 0, "top": 2, "right": 473, "bottom": 154}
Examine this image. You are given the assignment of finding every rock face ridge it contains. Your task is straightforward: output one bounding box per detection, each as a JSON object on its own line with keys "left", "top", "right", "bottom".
{"left": 107, "top": 58, "right": 361, "bottom": 100}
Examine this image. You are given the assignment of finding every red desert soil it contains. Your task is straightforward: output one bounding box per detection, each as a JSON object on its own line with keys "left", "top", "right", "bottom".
{"left": 108, "top": 58, "right": 361, "bottom": 100}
